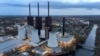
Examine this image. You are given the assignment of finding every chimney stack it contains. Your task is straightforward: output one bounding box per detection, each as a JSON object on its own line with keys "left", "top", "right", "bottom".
{"left": 62, "top": 17, "right": 65, "bottom": 36}
{"left": 35, "top": 2, "right": 42, "bottom": 36}
{"left": 45, "top": 1, "right": 52, "bottom": 39}
{"left": 27, "top": 3, "right": 34, "bottom": 26}
{"left": 48, "top": 1, "right": 50, "bottom": 16}
{"left": 38, "top": 2, "right": 39, "bottom": 16}
{"left": 29, "top": 3, "right": 31, "bottom": 16}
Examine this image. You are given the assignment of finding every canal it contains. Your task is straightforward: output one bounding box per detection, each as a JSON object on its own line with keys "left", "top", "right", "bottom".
{"left": 76, "top": 24, "right": 98, "bottom": 56}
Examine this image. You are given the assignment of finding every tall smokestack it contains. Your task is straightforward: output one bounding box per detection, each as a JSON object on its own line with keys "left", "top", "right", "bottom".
{"left": 36, "top": 2, "right": 42, "bottom": 36}
{"left": 38, "top": 2, "right": 39, "bottom": 16}
{"left": 48, "top": 1, "right": 49, "bottom": 16}
{"left": 62, "top": 17, "right": 65, "bottom": 36}
{"left": 45, "top": 1, "right": 52, "bottom": 31}
{"left": 45, "top": 1, "right": 52, "bottom": 39}
{"left": 27, "top": 3, "right": 34, "bottom": 26}
{"left": 29, "top": 3, "right": 31, "bottom": 16}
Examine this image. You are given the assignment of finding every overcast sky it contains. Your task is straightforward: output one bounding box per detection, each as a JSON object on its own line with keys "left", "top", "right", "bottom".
{"left": 0, "top": 0, "right": 100, "bottom": 15}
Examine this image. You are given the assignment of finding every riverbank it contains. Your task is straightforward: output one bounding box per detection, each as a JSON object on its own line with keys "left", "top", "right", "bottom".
{"left": 95, "top": 24, "right": 100, "bottom": 56}
{"left": 75, "top": 24, "right": 97, "bottom": 56}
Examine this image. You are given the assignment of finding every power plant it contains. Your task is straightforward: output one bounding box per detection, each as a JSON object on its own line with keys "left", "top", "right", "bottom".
{"left": 0, "top": 1, "right": 94, "bottom": 56}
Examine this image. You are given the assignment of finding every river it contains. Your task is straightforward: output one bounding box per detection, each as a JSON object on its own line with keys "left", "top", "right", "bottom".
{"left": 75, "top": 24, "right": 98, "bottom": 56}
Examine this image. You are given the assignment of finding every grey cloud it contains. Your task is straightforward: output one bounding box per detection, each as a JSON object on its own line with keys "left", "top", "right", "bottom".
{"left": 0, "top": 2, "right": 100, "bottom": 9}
